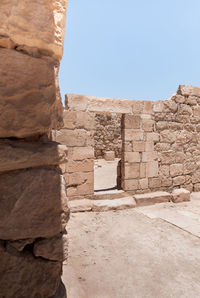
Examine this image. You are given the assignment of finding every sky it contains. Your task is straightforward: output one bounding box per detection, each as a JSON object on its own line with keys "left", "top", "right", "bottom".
{"left": 59, "top": 0, "right": 200, "bottom": 103}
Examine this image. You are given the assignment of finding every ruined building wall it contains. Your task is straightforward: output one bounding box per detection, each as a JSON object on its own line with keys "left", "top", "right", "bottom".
{"left": 0, "top": 1, "right": 69, "bottom": 297}
{"left": 122, "top": 85, "right": 200, "bottom": 194}
{"left": 94, "top": 113, "right": 122, "bottom": 159}
{"left": 55, "top": 110, "right": 95, "bottom": 201}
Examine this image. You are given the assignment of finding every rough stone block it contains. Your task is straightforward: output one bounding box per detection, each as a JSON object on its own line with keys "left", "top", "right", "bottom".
{"left": 143, "top": 101, "right": 153, "bottom": 114}
{"left": 122, "top": 179, "right": 139, "bottom": 191}
{"left": 146, "top": 132, "right": 159, "bottom": 142}
{"left": 124, "top": 129, "right": 144, "bottom": 141}
{"left": 0, "top": 168, "right": 69, "bottom": 240}
{"left": 66, "top": 171, "right": 94, "bottom": 186}
{"left": 63, "top": 110, "right": 95, "bottom": 130}
{"left": 172, "top": 188, "right": 190, "bottom": 203}
{"left": 0, "top": 242, "right": 62, "bottom": 298}
{"left": 92, "top": 197, "right": 136, "bottom": 212}
{"left": 148, "top": 177, "right": 161, "bottom": 189}
{"left": 123, "top": 163, "right": 140, "bottom": 179}
{"left": 0, "top": 1, "right": 68, "bottom": 60}
{"left": 69, "top": 199, "right": 93, "bottom": 212}
{"left": 34, "top": 232, "right": 68, "bottom": 262}
{"left": 123, "top": 115, "right": 141, "bottom": 129}
{"left": 66, "top": 160, "right": 94, "bottom": 173}
{"left": 68, "top": 147, "right": 94, "bottom": 161}
{"left": 147, "top": 161, "right": 158, "bottom": 178}
{"left": 142, "top": 119, "right": 154, "bottom": 132}
{"left": 139, "top": 178, "right": 148, "bottom": 190}
{"left": 56, "top": 129, "right": 89, "bottom": 147}
{"left": 104, "top": 151, "right": 115, "bottom": 161}
{"left": 124, "top": 152, "right": 140, "bottom": 163}
{"left": 178, "top": 85, "right": 200, "bottom": 97}
{"left": 134, "top": 191, "right": 172, "bottom": 206}
{"left": 170, "top": 164, "right": 183, "bottom": 177}
{"left": 140, "top": 163, "right": 146, "bottom": 178}
{"left": 133, "top": 141, "right": 145, "bottom": 152}
{"left": 173, "top": 176, "right": 185, "bottom": 186}
{"left": 0, "top": 141, "right": 68, "bottom": 173}
{"left": 0, "top": 49, "right": 58, "bottom": 138}
{"left": 145, "top": 141, "right": 154, "bottom": 152}
{"left": 142, "top": 152, "right": 158, "bottom": 162}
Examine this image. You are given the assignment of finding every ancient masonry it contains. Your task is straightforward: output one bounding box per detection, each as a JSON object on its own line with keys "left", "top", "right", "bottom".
{"left": 0, "top": 1, "right": 69, "bottom": 297}
{"left": 55, "top": 86, "right": 200, "bottom": 201}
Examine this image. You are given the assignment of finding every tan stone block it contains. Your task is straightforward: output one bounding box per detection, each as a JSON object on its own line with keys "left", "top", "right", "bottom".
{"left": 0, "top": 49, "right": 58, "bottom": 138}
{"left": 34, "top": 232, "right": 68, "bottom": 262}
{"left": 193, "top": 106, "right": 200, "bottom": 117}
{"left": 172, "top": 188, "right": 190, "bottom": 203}
{"left": 192, "top": 171, "right": 200, "bottom": 183}
{"left": 124, "top": 129, "right": 144, "bottom": 141}
{"left": 146, "top": 132, "right": 159, "bottom": 142}
{"left": 104, "top": 151, "right": 115, "bottom": 161}
{"left": 0, "top": 141, "right": 68, "bottom": 173}
{"left": 68, "top": 147, "right": 94, "bottom": 161}
{"left": 160, "top": 151, "right": 176, "bottom": 164}
{"left": 56, "top": 129, "right": 88, "bottom": 147}
{"left": 0, "top": 168, "right": 69, "bottom": 240}
{"left": 131, "top": 101, "right": 144, "bottom": 114}
{"left": 122, "top": 142, "right": 133, "bottom": 152}
{"left": 159, "top": 165, "right": 170, "bottom": 177}
{"left": 184, "top": 184, "right": 194, "bottom": 192}
{"left": 161, "top": 177, "right": 172, "bottom": 187}
{"left": 147, "top": 161, "right": 158, "bottom": 178}
{"left": 155, "top": 121, "right": 169, "bottom": 131}
{"left": 193, "top": 183, "right": 200, "bottom": 192}
{"left": 163, "top": 100, "right": 178, "bottom": 113}
{"left": 0, "top": 1, "right": 68, "bottom": 60}
{"left": 77, "top": 183, "right": 94, "bottom": 196}
{"left": 133, "top": 141, "right": 145, "bottom": 152}
{"left": 143, "top": 101, "right": 153, "bottom": 114}
{"left": 124, "top": 152, "right": 141, "bottom": 162}
{"left": 153, "top": 101, "right": 164, "bottom": 112}
{"left": 139, "top": 178, "right": 148, "bottom": 190}
{"left": 149, "top": 178, "right": 161, "bottom": 189}
{"left": 184, "top": 162, "right": 197, "bottom": 175}
{"left": 67, "top": 186, "right": 78, "bottom": 197}
{"left": 123, "top": 115, "right": 141, "bottom": 129}
{"left": 155, "top": 143, "right": 171, "bottom": 151}
{"left": 142, "top": 152, "right": 158, "bottom": 162}
{"left": 173, "top": 176, "right": 185, "bottom": 186}
{"left": 145, "top": 141, "right": 154, "bottom": 152}
{"left": 170, "top": 164, "right": 183, "bottom": 177}
{"left": 179, "top": 104, "right": 193, "bottom": 115}
{"left": 142, "top": 119, "right": 154, "bottom": 132}
{"left": 134, "top": 191, "right": 171, "bottom": 206}
{"left": 123, "top": 163, "right": 140, "bottom": 179}
{"left": 66, "top": 160, "right": 94, "bottom": 173}
{"left": 122, "top": 179, "right": 139, "bottom": 191}
{"left": 178, "top": 85, "right": 200, "bottom": 97}
{"left": 66, "top": 171, "right": 94, "bottom": 186}
{"left": 140, "top": 163, "right": 146, "bottom": 178}
{"left": 160, "top": 130, "right": 176, "bottom": 143}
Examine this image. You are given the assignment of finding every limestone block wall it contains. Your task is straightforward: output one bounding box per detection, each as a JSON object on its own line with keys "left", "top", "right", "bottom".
{"left": 0, "top": 1, "right": 69, "bottom": 297}
{"left": 122, "top": 85, "right": 200, "bottom": 194}
{"left": 55, "top": 110, "right": 95, "bottom": 200}
{"left": 94, "top": 113, "right": 122, "bottom": 158}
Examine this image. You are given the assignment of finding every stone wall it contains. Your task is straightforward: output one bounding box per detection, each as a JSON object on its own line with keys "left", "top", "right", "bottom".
{"left": 0, "top": 1, "right": 69, "bottom": 297}
{"left": 55, "top": 110, "right": 95, "bottom": 200}
{"left": 122, "top": 85, "right": 200, "bottom": 194}
{"left": 94, "top": 113, "right": 122, "bottom": 158}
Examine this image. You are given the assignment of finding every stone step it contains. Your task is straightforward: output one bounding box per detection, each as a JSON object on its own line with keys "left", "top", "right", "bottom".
{"left": 134, "top": 191, "right": 172, "bottom": 207}
{"left": 69, "top": 197, "right": 136, "bottom": 213}
{"left": 92, "top": 197, "right": 136, "bottom": 212}
{"left": 94, "top": 190, "right": 130, "bottom": 200}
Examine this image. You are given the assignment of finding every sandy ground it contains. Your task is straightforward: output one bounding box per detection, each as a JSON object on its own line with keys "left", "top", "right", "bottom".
{"left": 94, "top": 159, "right": 120, "bottom": 191}
{"left": 62, "top": 199, "right": 200, "bottom": 298}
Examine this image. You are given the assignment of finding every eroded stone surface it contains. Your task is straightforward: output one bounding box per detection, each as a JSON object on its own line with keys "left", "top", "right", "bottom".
{"left": 0, "top": 140, "right": 68, "bottom": 172}
{"left": 172, "top": 188, "right": 190, "bottom": 203}
{"left": 0, "top": 48, "right": 59, "bottom": 138}
{"left": 134, "top": 192, "right": 172, "bottom": 206}
{"left": 0, "top": 241, "right": 62, "bottom": 298}
{"left": 0, "top": 168, "right": 69, "bottom": 240}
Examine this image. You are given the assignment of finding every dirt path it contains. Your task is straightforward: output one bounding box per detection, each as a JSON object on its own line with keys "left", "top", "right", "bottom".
{"left": 62, "top": 209, "right": 200, "bottom": 298}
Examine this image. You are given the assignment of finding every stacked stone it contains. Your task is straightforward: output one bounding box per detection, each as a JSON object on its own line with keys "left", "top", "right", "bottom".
{"left": 0, "top": 1, "right": 69, "bottom": 297}
{"left": 55, "top": 110, "right": 95, "bottom": 200}
{"left": 94, "top": 113, "right": 122, "bottom": 159}
{"left": 121, "top": 102, "right": 159, "bottom": 194}
{"left": 154, "top": 85, "right": 200, "bottom": 193}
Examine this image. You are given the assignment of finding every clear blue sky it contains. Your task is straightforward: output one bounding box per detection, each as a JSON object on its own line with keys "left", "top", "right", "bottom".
{"left": 59, "top": 0, "right": 200, "bottom": 103}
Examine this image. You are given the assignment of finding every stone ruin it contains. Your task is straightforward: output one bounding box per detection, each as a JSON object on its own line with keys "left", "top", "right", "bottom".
{"left": 0, "top": 1, "right": 69, "bottom": 297}
{"left": 54, "top": 85, "right": 200, "bottom": 203}
{"left": 1, "top": 1, "right": 200, "bottom": 296}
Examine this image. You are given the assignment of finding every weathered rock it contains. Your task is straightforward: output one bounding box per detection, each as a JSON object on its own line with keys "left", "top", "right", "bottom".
{"left": 0, "top": 140, "right": 68, "bottom": 172}
{"left": 0, "top": 0, "right": 68, "bottom": 60}
{"left": 104, "top": 151, "right": 115, "bottom": 161}
{"left": 134, "top": 192, "right": 172, "bottom": 206}
{"left": 92, "top": 197, "right": 136, "bottom": 212}
{"left": 8, "top": 239, "right": 34, "bottom": 252}
{"left": 69, "top": 199, "right": 93, "bottom": 213}
{"left": 0, "top": 241, "right": 62, "bottom": 298}
{"left": 172, "top": 188, "right": 190, "bottom": 203}
{"left": 0, "top": 168, "right": 69, "bottom": 240}
{"left": 178, "top": 85, "right": 200, "bottom": 97}
{"left": 0, "top": 48, "right": 61, "bottom": 138}
{"left": 34, "top": 232, "right": 68, "bottom": 262}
